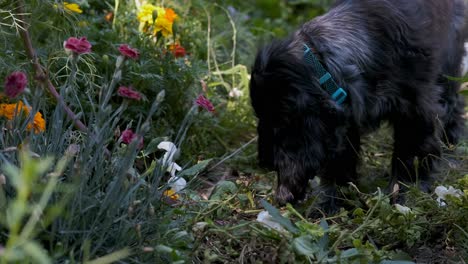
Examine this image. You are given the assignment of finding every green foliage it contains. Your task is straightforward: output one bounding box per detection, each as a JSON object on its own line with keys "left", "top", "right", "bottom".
{"left": 0, "top": 0, "right": 466, "bottom": 263}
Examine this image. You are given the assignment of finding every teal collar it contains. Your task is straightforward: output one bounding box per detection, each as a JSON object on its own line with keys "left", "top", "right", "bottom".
{"left": 303, "top": 44, "right": 347, "bottom": 105}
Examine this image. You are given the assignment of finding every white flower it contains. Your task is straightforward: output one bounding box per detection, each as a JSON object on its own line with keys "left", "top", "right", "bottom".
{"left": 168, "top": 175, "right": 186, "bottom": 192}
{"left": 256, "top": 211, "right": 285, "bottom": 232}
{"left": 158, "top": 141, "right": 178, "bottom": 165}
{"left": 158, "top": 141, "right": 185, "bottom": 192}
{"left": 229, "top": 87, "right": 243, "bottom": 98}
{"left": 394, "top": 204, "right": 411, "bottom": 215}
{"left": 434, "top": 185, "right": 463, "bottom": 206}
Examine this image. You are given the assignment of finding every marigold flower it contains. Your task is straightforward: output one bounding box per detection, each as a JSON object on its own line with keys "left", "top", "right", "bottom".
{"left": 195, "top": 94, "right": 215, "bottom": 112}
{"left": 64, "top": 37, "right": 92, "bottom": 55}
{"left": 120, "top": 129, "right": 144, "bottom": 149}
{"left": 118, "top": 44, "right": 140, "bottom": 59}
{"left": 4, "top": 71, "right": 27, "bottom": 99}
{"left": 137, "top": 4, "right": 177, "bottom": 38}
{"left": 27, "top": 112, "right": 46, "bottom": 134}
{"left": 154, "top": 8, "right": 177, "bottom": 37}
{"left": 0, "top": 101, "right": 46, "bottom": 134}
{"left": 117, "top": 86, "right": 142, "bottom": 101}
{"left": 63, "top": 2, "right": 83, "bottom": 14}
{"left": 168, "top": 43, "right": 186, "bottom": 58}
{"left": 137, "top": 4, "right": 157, "bottom": 25}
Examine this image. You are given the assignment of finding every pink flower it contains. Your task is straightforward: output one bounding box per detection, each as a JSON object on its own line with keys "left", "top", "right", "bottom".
{"left": 120, "top": 129, "right": 144, "bottom": 149}
{"left": 195, "top": 94, "right": 215, "bottom": 112}
{"left": 118, "top": 44, "right": 139, "bottom": 59}
{"left": 4, "top": 71, "right": 27, "bottom": 99}
{"left": 64, "top": 37, "right": 92, "bottom": 54}
{"left": 117, "top": 86, "right": 142, "bottom": 101}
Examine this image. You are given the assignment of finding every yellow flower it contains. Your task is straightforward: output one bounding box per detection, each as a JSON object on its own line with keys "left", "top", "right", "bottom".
{"left": 0, "top": 102, "right": 46, "bottom": 134}
{"left": 154, "top": 8, "right": 177, "bottom": 37}
{"left": 64, "top": 2, "right": 83, "bottom": 14}
{"left": 163, "top": 189, "right": 179, "bottom": 200}
{"left": 137, "top": 4, "right": 157, "bottom": 25}
{"left": 137, "top": 5, "right": 177, "bottom": 38}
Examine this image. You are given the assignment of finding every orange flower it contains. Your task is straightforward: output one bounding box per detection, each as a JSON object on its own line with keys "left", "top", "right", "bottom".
{"left": 0, "top": 102, "right": 46, "bottom": 133}
{"left": 164, "top": 8, "right": 177, "bottom": 23}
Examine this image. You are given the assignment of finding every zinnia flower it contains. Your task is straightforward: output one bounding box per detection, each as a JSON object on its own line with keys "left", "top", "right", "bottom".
{"left": 118, "top": 44, "right": 140, "bottom": 59}
{"left": 120, "top": 129, "right": 144, "bottom": 149}
{"left": 117, "top": 86, "right": 142, "bottom": 101}
{"left": 169, "top": 43, "right": 186, "bottom": 58}
{"left": 195, "top": 94, "right": 215, "bottom": 112}
{"left": 64, "top": 37, "right": 92, "bottom": 55}
{"left": 0, "top": 101, "right": 46, "bottom": 134}
{"left": 137, "top": 4, "right": 157, "bottom": 25}
{"left": 4, "top": 71, "right": 27, "bottom": 99}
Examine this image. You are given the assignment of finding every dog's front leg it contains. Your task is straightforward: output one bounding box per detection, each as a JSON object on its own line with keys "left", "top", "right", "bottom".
{"left": 319, "top": 127, "right": 361, "bottom": 213}
{"left": 391, "top": 115, "right": 441, "bottom": 194}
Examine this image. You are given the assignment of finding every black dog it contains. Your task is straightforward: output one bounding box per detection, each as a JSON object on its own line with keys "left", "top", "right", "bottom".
{"left": 250, "top": 0, "right": 466, "bottom": 209}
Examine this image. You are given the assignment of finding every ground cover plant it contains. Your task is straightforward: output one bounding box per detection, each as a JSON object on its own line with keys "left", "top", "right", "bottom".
{"left": 0, "top": 0, "right": 467, "bottom": 263}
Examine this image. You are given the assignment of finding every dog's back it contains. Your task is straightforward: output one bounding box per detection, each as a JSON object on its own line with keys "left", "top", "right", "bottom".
{"left": 250, "top": 0, "right": 466, "bottom": 206}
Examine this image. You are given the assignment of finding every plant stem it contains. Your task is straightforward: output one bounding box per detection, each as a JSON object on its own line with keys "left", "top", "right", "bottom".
{"left": 16, "top": 0, "right": 88, "bottom": 134}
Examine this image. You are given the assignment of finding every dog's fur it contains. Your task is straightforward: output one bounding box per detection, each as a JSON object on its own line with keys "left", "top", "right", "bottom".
{"left": 250, "top": 0, "right": 466, "bottom": 208}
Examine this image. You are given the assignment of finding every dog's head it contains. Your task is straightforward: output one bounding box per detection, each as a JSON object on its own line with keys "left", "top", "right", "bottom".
{"left": 250, "top": 38, "right": 346, "bottom": 204}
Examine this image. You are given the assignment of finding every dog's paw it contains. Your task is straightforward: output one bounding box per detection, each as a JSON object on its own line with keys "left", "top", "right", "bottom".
{"left": 275, "top": 185, "right": 295, "bottom": 205}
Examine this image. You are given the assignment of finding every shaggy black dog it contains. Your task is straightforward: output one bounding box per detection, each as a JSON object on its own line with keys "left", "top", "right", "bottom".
{"left": 250, "top": 0, "right": 466, "bottom": 209}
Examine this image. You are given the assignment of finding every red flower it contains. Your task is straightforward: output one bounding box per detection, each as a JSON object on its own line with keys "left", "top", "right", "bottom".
{"left": 118, "top": 44, "right": 139, "bottom": 59}
{"left": 195, "top": 94, "right": 215, "bottom": 112}
{"left": 120, "top": 129, "right": 144, "bottom": 149}
{"left": 169, "top": 43, "right": 186, "bottom": 58}
{"left": 64, "top": 37, "right": 92, "bottom": 54}
{"left": 117, "top": 86, "right": 142, "bottom": 101}
{"left": 4, "top": 71, "right": 27, "bottom": 99}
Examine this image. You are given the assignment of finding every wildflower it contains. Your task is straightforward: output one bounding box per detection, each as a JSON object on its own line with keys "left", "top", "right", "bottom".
{"left": 120, "top": 129, "right": 144, "bottom": 149}
{"left": 168, "top": 43, "right": 186, "bottom": 58}
{"left": 195, "top": 94, "right": 215, "bottom": 112}
{"left": 163, "top": 189, "right": 179, "bottom": 200}
{"left": 117, "top": 86, "right": 142, "bottom": 101}
{"left": 4, "top": 71, "right": 27, "bottom": 99}
{"left": 169, "top": 175, "right": 186, "bottom": 192}
{"left": 157, "top": 141, "right": 182, "bottom": 176}
{"left": 434, "top": 185, "right": 463, "bottom": 206}
{"left": 394, "top": 204, "right": 411, "bottom": 215}
{"left": 256, "top": 211, "right": 285, "bottom": 232}
{"left": 64, "top": 37, "right": 92, "bottom": 55}
{"left": 0, "top": 101, "right": 46, "bottom": 134}
{"left": 229, "top": 87, "right": 243, "bottom": 98}
{"left": 63, "top": 2, "right": 83, "bottom": 14}
{"left": 118, "top": 44, "right": 140, "bottom": 59}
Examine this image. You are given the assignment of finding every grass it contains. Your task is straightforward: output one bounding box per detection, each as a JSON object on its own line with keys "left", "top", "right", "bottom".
{"left": 0, "top": 0, "right": 467, "bottom": 263}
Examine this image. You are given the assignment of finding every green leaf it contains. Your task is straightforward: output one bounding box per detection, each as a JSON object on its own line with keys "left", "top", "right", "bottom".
{"left": 260, "top": 200, "right": 299, "bottom": 234}
{"left": 84, "top": 248, "right": 131, "bottom": 264}
{"left": 178, "top": 159, "right": 212, "bottom": 178}
{"left": 209, "top": 181, "right": 238, "bottom": 200}
{"left": 339, "top": 248, "right": 359, "bottom": 259}
{"left": 22, "top": 241, "right": 52, "bottom": 264}
{"left": 142, "top": 137, "right": 167, "bottom": 156}
{"left": 293, "top": 235, "right": 319, "bottom": 257}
